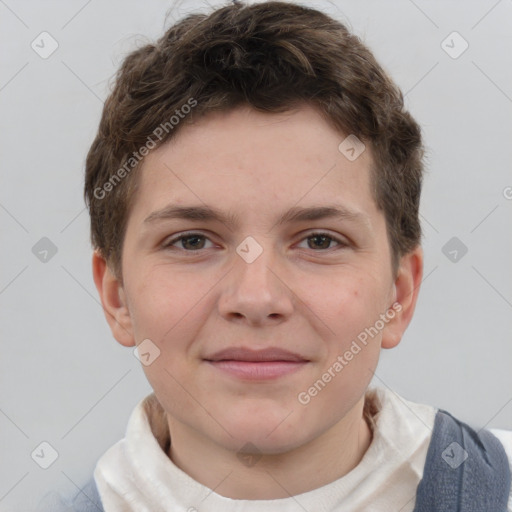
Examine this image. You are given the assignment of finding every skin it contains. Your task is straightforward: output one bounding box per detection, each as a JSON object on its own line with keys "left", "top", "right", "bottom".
{"left": 93, "top": 103, "right": 423, "bottom": 499}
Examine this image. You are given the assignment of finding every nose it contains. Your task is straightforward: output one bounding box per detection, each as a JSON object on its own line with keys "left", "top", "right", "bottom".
{"left": 217, "top": 239, "right": 294, "bottom": 327}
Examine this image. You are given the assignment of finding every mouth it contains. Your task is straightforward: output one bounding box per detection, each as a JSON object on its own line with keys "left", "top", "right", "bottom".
{"left": 204, "top": 347, "right": 310, "bottom": 380}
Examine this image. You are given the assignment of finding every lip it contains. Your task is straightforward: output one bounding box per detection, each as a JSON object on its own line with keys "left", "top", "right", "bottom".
{"left": 204, "top": 347, "right": 309, "bottom": 380}
{"left": 205, "top": 347, "right": 308, "bottom": 363}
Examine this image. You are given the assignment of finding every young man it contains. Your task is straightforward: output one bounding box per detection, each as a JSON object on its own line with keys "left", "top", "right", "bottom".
{"left": 38, "top": 1, "right": 512, "bottom": 510}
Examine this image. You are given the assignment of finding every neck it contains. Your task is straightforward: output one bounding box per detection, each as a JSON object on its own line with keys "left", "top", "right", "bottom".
{"left": 166, "top": 396, "right": 373, "bottom": 499}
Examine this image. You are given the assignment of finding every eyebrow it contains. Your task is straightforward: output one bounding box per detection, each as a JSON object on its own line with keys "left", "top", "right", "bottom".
{"left": 143, "top": 204, "right": 369, "bottom": 230}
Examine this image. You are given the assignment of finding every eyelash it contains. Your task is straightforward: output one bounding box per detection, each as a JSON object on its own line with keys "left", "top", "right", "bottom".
{"left": 161, "top": 231, "right": 348, "bottom": 253}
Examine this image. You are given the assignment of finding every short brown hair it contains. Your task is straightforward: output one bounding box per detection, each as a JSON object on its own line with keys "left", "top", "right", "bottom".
{"left": 84, "top": 0, "right": 424, "bottom": 280}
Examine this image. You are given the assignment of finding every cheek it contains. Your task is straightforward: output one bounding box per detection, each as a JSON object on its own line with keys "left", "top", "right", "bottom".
{"left": 299, "top": 277, "right": 383, "bottom": 414}
{"left": 305, "top": 271, "right": 389, "bottom": 389}
{"left": 311, "top": 273, "right": 384, "bottom": 338}
{"left": 126, "top": 265, "right": 204, "bottom": 341}
{"left": 128, "top": 271, "right": 203, "bottom": 407}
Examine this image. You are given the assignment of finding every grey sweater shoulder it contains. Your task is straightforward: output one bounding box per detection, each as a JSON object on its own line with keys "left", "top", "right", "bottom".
{"left": 36, "top": 478, "right": 103, "bottom": 512}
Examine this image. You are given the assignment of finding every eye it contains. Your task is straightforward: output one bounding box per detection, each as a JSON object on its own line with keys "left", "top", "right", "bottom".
{"left": 296, "top": 232, "right": 347, "bottom": 251}
{"left": 162, "top": 232, "right": 214, "bottom": 251}
{"left": 162, "top": 231, "right": 348, "bottom": 253}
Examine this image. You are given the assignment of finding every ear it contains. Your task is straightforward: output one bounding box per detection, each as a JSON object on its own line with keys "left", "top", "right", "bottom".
{"left": 92, "top": 250, "right": 135, "bottom": 347}
{"left": 381, "top": 245, "right": 423, "bottom": 349}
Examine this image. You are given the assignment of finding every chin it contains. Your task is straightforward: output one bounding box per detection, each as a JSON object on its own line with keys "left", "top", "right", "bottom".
{"left": 219, "top": 410, "right": 310, "bottom": 452}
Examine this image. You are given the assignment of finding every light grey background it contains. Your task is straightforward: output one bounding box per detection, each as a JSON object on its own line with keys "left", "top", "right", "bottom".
{"left": 1, "top": 0, "right": 511, "bottom": 510}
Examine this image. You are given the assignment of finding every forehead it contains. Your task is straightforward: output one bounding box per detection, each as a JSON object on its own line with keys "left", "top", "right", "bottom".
{"left": 130, "top": 104, "right": 379, "bottom": 226}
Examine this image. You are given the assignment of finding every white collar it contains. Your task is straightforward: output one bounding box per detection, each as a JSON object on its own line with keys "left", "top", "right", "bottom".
{"left": 94, "top": 386, "right": 436, "bottom": 512}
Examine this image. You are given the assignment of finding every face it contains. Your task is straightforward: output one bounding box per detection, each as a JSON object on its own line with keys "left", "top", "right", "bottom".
{"left": 95, "top": 104, "right": 421, "bottom": 455}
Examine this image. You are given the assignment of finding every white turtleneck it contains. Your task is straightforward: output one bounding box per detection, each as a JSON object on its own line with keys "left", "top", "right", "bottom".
{"left": 91, "top": 386, "right": 512, "bottom": 512}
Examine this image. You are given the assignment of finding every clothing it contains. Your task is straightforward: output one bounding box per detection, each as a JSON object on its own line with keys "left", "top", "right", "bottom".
{"left": 37, "top": 387, "right": 512, "bottom": 511}
{"left": 413, "top": 408, "right": 510, "bottom": 511}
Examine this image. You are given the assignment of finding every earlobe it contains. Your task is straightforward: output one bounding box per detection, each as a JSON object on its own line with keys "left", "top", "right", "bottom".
{"left": 381, "top": 246, "right": 424, "bottom": 349}
{"left": 92, "top": 251, "right": 135, "bottom": 347}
